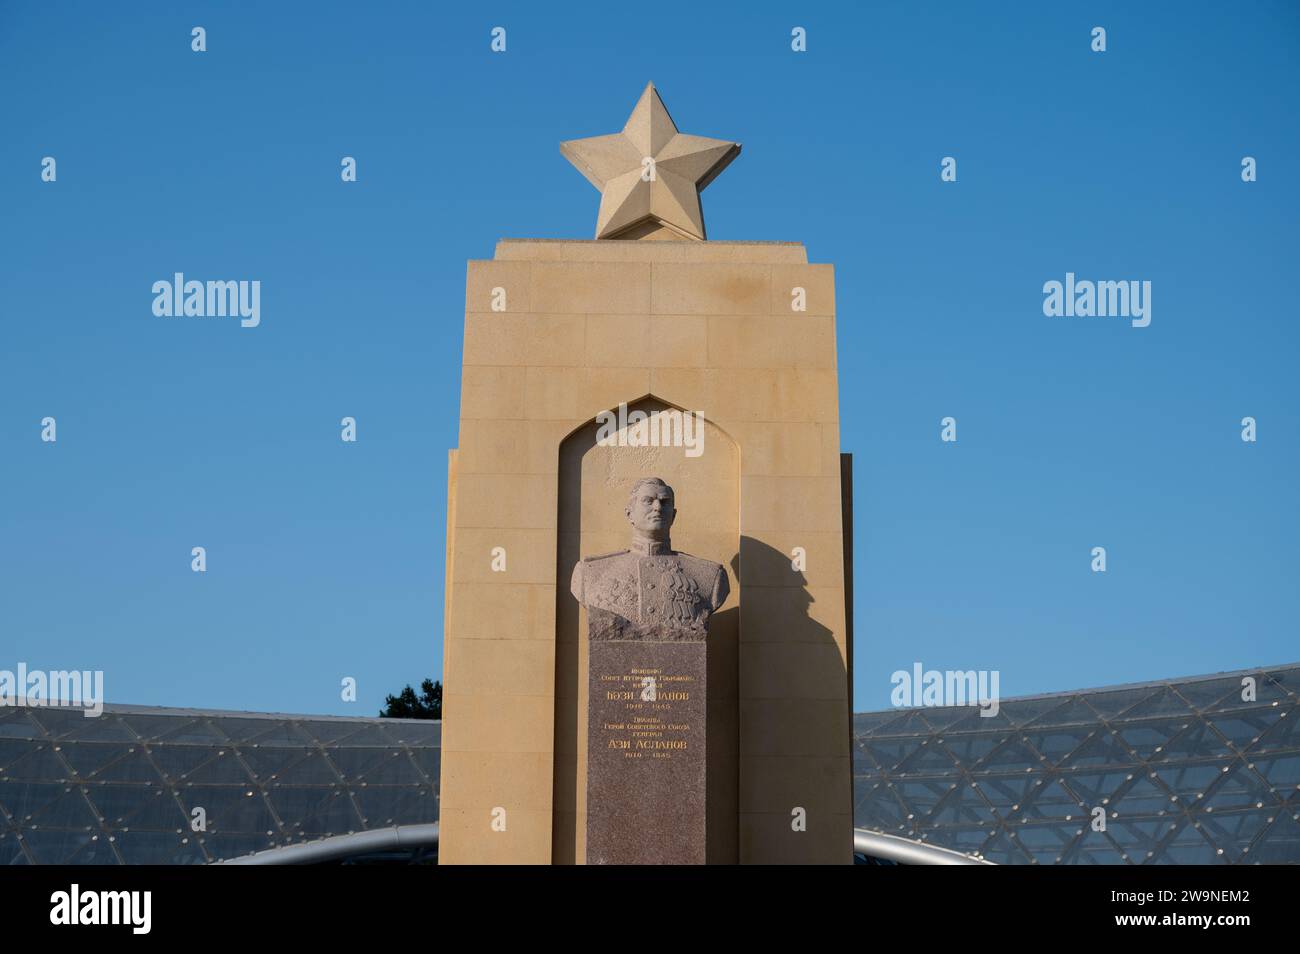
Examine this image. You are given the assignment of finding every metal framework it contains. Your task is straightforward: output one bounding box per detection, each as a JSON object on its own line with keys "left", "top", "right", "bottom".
{"left": 4, "top": 663, "right": 1298, "bottom": 865}
{"left": 0, "top": 705, "right": 440, "bottom": 864}
{"left": 853, "top": 664, "right": 1300, "bottom": 864}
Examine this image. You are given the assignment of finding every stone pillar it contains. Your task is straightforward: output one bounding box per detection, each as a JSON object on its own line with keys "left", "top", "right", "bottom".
{"left": 586, "top": 631, "right": 707, "bottom": 864}
{"left": 438, "top": 239, "right": 851, "bottom": 864}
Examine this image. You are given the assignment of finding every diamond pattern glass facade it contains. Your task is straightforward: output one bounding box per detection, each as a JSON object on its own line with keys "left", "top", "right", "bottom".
{"left": 853, "top": 665, "right": 1300, "bottom": 864}
{"left": 0, "top": 706, "right": 440, "bottom": 865}
{"left": 6, "top": 664, "right": 1297, "bottom": 864}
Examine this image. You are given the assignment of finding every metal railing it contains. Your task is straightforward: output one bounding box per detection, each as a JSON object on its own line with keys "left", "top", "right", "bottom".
{"left": 219, "top": 823, "right": 991, "bottom": 865}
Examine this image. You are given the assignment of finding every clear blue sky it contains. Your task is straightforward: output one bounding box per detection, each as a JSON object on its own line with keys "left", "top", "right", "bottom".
{"left": 2, "top": 1, "right": 1297, "bottom": 716}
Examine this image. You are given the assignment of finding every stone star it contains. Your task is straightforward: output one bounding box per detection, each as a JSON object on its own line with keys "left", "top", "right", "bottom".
{"left": 561, "top": 82, "right": 741, "bottom": 241}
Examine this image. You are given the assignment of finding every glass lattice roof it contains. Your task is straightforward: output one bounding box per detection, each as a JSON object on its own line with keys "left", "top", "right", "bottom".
{"left": 5, "top": 663, "right": 1297, "bottom": 864}
{"left": 853, "top": 664, "right": 1300, "bottom": 864}
{"left": 0, "top": 705, "right": 440, "bottom": 864}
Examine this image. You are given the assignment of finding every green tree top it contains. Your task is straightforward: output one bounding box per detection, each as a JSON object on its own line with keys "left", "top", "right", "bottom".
{"left": 380, "top": 678, "right": 442, "bottom": 719}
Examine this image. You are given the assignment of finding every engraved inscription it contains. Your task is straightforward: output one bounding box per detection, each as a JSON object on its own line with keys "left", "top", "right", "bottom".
{"left": 595, "top": 667, "right": 696, "bottom": 760}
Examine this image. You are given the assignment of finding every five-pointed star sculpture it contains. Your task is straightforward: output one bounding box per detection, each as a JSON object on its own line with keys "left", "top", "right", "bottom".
{"left": 561, "top": 82, "right": 741, "bottom": 240}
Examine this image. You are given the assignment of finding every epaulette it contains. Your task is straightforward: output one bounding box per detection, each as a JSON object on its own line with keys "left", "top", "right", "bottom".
{"left": 582, "top": 550, "right": 630, "bottom": 562}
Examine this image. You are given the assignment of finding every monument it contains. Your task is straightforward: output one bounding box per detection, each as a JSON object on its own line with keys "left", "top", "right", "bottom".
{"left": 572, "top": 477, "right": 728, "bottom": 863}
{"left": 438, "top": 82, "right": 853, "bottom": 864}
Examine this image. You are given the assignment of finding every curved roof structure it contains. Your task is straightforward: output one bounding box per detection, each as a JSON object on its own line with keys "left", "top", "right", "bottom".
{"left": 0, "top": 705, "right": 439, "bottom": 864}
{"left": 3, "top": 662, "right": 1298, "bottom": 864}
{"left": 852, "top": 664, "right": 1300, "bottom": 864}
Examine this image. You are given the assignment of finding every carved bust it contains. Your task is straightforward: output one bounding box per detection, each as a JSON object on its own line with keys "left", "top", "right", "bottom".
{"left": 570, "top": 477, "right": 729, "bottom": 641}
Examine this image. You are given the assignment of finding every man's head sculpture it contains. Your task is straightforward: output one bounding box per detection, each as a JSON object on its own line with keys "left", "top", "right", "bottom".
{"left": 571, "top": 476, "right": 729, "bottom": 640}
{"left": 625, "top": 477, "right": 676, "bottom": 540}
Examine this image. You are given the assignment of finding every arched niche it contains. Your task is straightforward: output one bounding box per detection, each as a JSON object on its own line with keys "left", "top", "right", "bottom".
{"left": 552, "top": 395, "right": 740, "bottom": 863}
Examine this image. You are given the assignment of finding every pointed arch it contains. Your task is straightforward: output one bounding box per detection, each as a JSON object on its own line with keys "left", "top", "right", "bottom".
{"left": 551, "top": 394, "right": 740, "bottom": 864}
